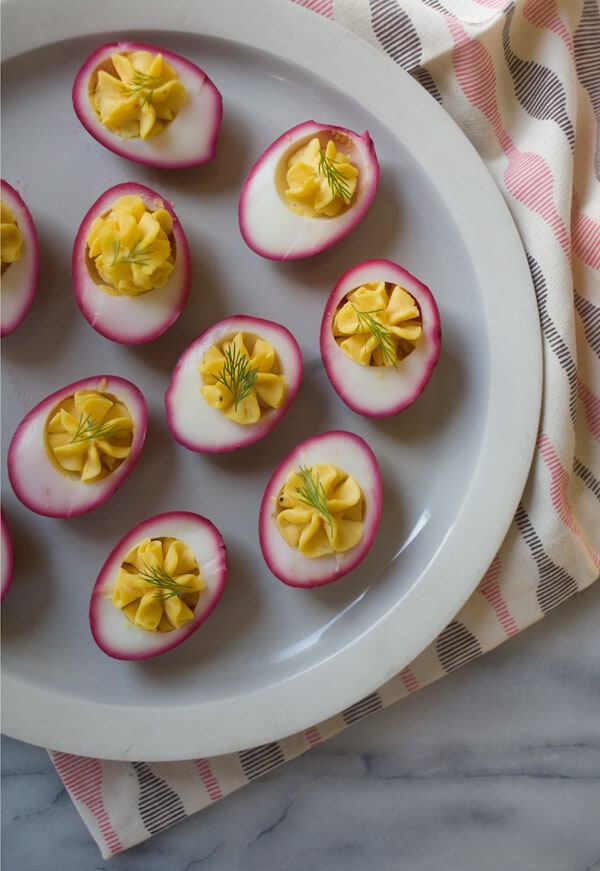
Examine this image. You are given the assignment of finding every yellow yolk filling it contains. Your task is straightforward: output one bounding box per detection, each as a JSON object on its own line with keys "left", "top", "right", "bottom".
{"left": 112, "top": 536, "right": 205, "bottom": 632}
{"left": 275, "top": 464, "right": 364, "bottom": 559}
{"left": 199, "top": 332, "right": 286, "bottom": 425}
{"left": 91, "top": 50, "right": 187, "bottom": 140}
{"left": 285, "top": 138, "right": 358, "bottom": 218}
{"left": 86, "top": 195, "right": 175, "bottom": 296}
{"left": 333, "top": 281, "right": 423, "bottom": 367}
{"left": 46, "top": 389, "right": 134, "bottom": 483}
{"left": 1, "top": 200, "right": 22, "bottom": 270}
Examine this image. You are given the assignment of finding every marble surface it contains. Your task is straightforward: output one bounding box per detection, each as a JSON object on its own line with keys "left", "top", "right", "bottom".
{"left": 2, "top": 580, "right": 599, "bottom": 871}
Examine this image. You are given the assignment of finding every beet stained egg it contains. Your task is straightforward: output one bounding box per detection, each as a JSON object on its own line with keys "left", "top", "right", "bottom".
{"left": 72, "top": 41, "right": 223, "bottom": 168}
{"left": 259, "top": 430, "right": 382, "bottom": 588}
{"left": 238, "top": 120, "right": 379, "bottom": 260}
{"left": 320, "top": 259, "right": 441, "bottom": 417}
{"left": 1, "top": 180, "right": 39, "bottom": 337}
{"left": 1, "top": 512, "right": 14, "bottom": 603}
{"left": 165, "top": 315, "right": 303, "bottom": 452}
{"left": 8, "top": 375, "right": 147, "bottom": 518}
{"left": 72, "top": 182, "right": 191, "bottom": 344}
{"left": 89, "top": 511, "right": 227, "bottom": 660}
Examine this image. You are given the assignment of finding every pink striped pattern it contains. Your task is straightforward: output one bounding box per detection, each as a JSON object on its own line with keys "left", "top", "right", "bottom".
{"left": 447, "top": 17, "right": 572, "bottom": 257}
{"left": 478, "top": 557, "right": 520, "bottom": 637}
{"left": 571, "top": 198, "right": 600, "bottom": 269}
{"left": 473, "top": 0, "right": 508, "bottom": 9}
{"left": 399, "top": 665, "right": 420, "bottom": 694}
{"left": 290, "top": 0, "right": 333, "bottom": 18}
{"left": 193, "top": 758, "right": 224, "bottom": 802}
{"left": 52, "top": 753, "right": 122, "bottom": 855}
{"left": 538, "top": 430, "right": 600, "bottom": 569}
{"left": 523, "top": 0, "right": 575, "bottom": 59}
{"left": 304, "top": 726, "right": 323, "bottom": 747}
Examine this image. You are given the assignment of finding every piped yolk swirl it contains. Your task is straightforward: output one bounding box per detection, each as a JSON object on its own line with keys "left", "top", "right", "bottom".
{"left": 46, "top": 389, "right": 134, "bottom": 483}
{"left": 275, "top": 464, "right": 364, "bottom": 559}
{"left": 91, "top": 50, "right": 187, "bottom": 140}
{"left": 112, "top": 536, "right": 205, "bottom": 632}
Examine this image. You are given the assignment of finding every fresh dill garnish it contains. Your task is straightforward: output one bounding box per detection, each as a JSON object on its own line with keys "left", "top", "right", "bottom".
{"left": 110, "top": 239, "right": 154, "bottom": 267}
{"left": 70, "top": 412, "right": 126, "bottom": 444}
{"left": 318, "top": 149, "right": 352, "bottom": 202}
{"left": 295, "top": 465, "right": 333, "bottom": 533}
{"left": 352, "top": 305, "right": 397, "bottom": 366}
{"left": 136, "top": 563, "right": 193, "bottom": 600}
{"left": 121, "top": 71, "right": 162, "bottom": 106}
{"left": 214, "top": 343, "right": 258, "bottom": 411}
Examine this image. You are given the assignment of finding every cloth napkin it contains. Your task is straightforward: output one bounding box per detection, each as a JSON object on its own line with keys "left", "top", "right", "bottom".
{"left": 48, "top": 0, "right": 599, "bottom": 858}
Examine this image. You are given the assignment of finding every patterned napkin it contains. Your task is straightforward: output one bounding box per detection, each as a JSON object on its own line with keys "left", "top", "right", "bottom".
{"left": 48, "top": 0, "right": 599, "bottom": 858}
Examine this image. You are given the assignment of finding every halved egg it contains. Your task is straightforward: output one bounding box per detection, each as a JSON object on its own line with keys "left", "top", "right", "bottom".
{"left": 89, "top": 511, "right": 227, "bottom": 660}
{"left": 259, "top": 430, "right": 382, "bottom": 588}
{"left": 1, "top": 512, "right": 14, "bottom": 602}
{"left": 320, "top": 259, "right": 441, "bottom": 417}
{"left": 8, "top": 374, "right": 147, "bottom": 518}
{"left": 1, "top": 180, "right": 39, "bottom": 337}
{"left": 72, "top": 182, "right": 191, "bottom": 344}
{"left": 72, "top": 41, "right": 223, "bottom": 168}
{"left": 238, "top": 120, "right": 379, "bottom": 260}
{"left": 165, "top": 315, "right": 303, "bottom": 452}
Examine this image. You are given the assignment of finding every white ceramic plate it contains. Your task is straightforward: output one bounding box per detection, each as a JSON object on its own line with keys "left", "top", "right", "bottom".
{"left": 1, "top": 0, "right": 542, "bottom": 760}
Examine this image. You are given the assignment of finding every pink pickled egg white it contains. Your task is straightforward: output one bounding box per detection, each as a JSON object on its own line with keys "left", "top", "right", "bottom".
{"left": 72, "top": 41, "right": 223, "bottom": 169}
{"left": 7, "top": 375, "right": 147, "bottom": 518}
{"left": 1, "top": 180, "right": 39, "bottom": 337}
{"left": 320, "top": 259, "right": 442, "bottom": 417}
{"left": 72, "top": 182, "right": 191, "bottom": 344}
{"left": 238, "top": 120, "right": 380, "bottom": 260}
{"left": 165, "top": 315, "right": 303, "bottom": 453}
{"left": 259, "top": 430, "right": 383, "bottom": 588}
{"left": 89, "top": 511, "right": 228, "bottom": 660}
{"left": 1, "top": 512, "right": 14, "bottom": 602}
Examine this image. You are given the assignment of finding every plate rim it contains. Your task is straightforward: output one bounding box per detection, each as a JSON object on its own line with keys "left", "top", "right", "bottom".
{"left": 1, "top": 0, "right": 542, "bottom": 760}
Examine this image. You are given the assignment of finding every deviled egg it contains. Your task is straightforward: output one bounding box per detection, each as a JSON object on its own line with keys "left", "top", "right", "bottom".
{"left": 239, "top": 121, "right": 379, "bottom": 260}
{"left": 320, "top": 259, "right": 441, "bottom": 417}
{"left": 89, "top": 511, "right": 227, "bottom": 660}
{"left": 72, "top": 41, "right": 223, "bottom": 168}
{"left": 165, "top": 315, "right": 303, "bottom": 452}
{"left": 8, "top": 375, "right": 147, "bottom": 518}
{"left": 1, "top": 512, "right": 14, "bottom": 602}
{"left": 72, "top": 182, "right": 191, "bottom": 344}
{"left": 259, "top": 430, "right": 382, "bottom": 588}
{"left": 1, "top": 180, "right": 39, "bottom": 337}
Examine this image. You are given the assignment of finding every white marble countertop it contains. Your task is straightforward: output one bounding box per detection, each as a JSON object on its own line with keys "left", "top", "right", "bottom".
{"left": 2, "top": 580, "right": 599, "bottom": 871}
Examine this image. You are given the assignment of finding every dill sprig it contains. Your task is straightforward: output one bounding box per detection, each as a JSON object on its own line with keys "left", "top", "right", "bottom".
{"left": 318, "top": 149, "right": 352, "bottom": 203}
{"left": 214, "top": 343, "right": 258, "bottom": 411}
{"left": 70, "top": 412, "right": 126, "bottom": 444}
{"left": 295, "top": 465, "right": 333, "bottom": 533}
{"left": 136, "top": 563, "right": 193, "bottom": 600}
{"left": 121, "top": 71, "right": 162, "bottom": 105}
{"left": 110, "top": 239, "right": 154, "bottom": 267}
{"left": 352, "top": 305, "right": 397, "bottom": 366}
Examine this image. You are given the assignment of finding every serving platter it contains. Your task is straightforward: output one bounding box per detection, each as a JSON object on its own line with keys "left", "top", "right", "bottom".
{"left": 0, "top": 0, "right": 542, "bottom": 760}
